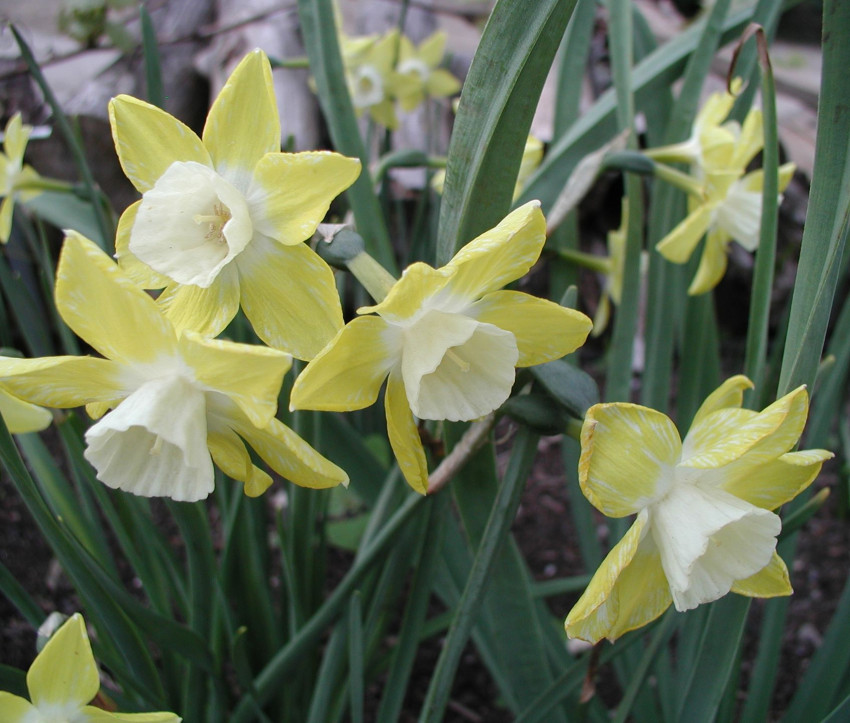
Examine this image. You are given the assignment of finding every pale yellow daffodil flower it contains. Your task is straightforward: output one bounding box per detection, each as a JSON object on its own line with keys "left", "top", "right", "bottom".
{"left": 0, "top": 385, "right": 52, "bottom": 434}
{"left": 565, "top": 375, "right": 832, "bottom": 644}
{"left": 0, "top": 232, "right": 348, "bottom": 502}
{"left": 290, "top": 201, "right": 592, "bottom": 493}
{"left": 392, "top": 31, "right": 461, "bottom": 112}
{"left": 344, "top": 30, "right": 402, "bottom": 130}
{"left": 0, "top": 613, "right": 180, "bottom": 722}
{"left": 646, "top": 78, "right": 753, "bottom": 178}
{"left": 109, "top": 49, "right": 360, "bottom": 360}
{"left": 656, "top": 160, "right": 795, "bottom": 295}
{"left": 0, "top": 113, "right": 42, "bottom": 243}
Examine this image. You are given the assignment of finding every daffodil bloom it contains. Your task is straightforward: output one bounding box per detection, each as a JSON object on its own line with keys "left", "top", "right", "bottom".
{"left": 431, "top": 135, "right": 543, "bottom": 202}
{"left": 0, "top": 613, "right": 180, "bottom": 722}
{"left": 109, "top": 49, "right": 360, "bottom": 359}
{"left": 392, "top": 31, "right": 461, "bottom": 112}
{"left": 565, "top": 375, "right": 832, "bottom": 644}
{"left": 0, "top": 113, "right": 42, "bottom": 243}
{"left": 0, "top": 232, "right": 347, "bottom": 502}
{"left": 343, "top": 30, "right": 401, "bottom": 130}
{"left": 0, "top": 385, "right": 52, "bottom": 434}
{"left": 656, "top": 161, "right": 795, "bottom": 295}
{"left": 645, "top": 79, "right": 757, "bottom": 178}
{"left": 291, "top": 202, "right": 592, "bottom": 493}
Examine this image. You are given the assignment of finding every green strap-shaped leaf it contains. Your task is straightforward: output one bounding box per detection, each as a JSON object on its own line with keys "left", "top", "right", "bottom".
{"left": 296, "top": 0, "right": 396, "bottom": 273}
{"left": 437, "top": 0, "right": 578, "bottom": 262}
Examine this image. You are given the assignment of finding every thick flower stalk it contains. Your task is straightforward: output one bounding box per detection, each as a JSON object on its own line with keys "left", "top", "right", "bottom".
{"left": 565, "top": 376, "right": 831, "bottom": 644}
{"left": 291, "top": 201, "right": 592, "bottom": 493}
{"left": 0, "top": 232, "right": 348, "bottom": 502}
{"left": 392, "top": 31, "right": 461, "bottom": 112}
{"left": 0, "top": 113, "right": 42, "bottom": 243}
{"left": 0, "top": 386, "right": 52, "bottom": 434}
{"left": 0, "top": 613, "right": 180, "bottom": 722}
{"left": 109, "top": 49, "right": 360, "bottom": 359}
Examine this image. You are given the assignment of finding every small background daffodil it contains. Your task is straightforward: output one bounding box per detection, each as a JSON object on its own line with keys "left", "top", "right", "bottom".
{"left": 343, "top": 30, "right": 402, "bottom": 130}
{"left": 0, "top": 113, "right": 42, "bottom": 243}
{"left": 0, "top": 232, "right": 348, "bottom": 502}
{"left": 392, "top": 31, "right": 461, "bottom": 112}
{"left": 565, "top": 375, "right": 831, "bottom": 644}
{"left": 109, "top": 49, "right": 360, "bottom": 359}
{"left": 291, "top": 201, "right": 592, "bottom": 493}
{"left": 0, "top": 613, "right": 180, "bottom": 722}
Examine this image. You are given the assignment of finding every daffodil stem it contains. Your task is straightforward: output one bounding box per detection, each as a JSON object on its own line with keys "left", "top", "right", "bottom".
{"left": 555, "top": 247, "right": 612, "bottom": 274}
{"left": 346, "top": 251, "right": 397, "bottom": 303}
{"left": 652, "top": 161, "right": 704, "bottom": 198}
{"left": 565, "top": 417, "right": 583, "bottom": 440}
{"left": 643, "top": 142, "right": 696, "bottom": 165}
{"left": 427, "top": 413, "right": 497, "bottom": 494}
{"left": 17, "top": 177, "right": 76, "bottom": 194}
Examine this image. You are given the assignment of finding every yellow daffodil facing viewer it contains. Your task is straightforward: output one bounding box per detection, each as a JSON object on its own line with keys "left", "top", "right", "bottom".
{"left": 291, "top": 202, "right": 592, "bottom": 493}
{"left": 108, "top": 49, "right": 360, "bottom": 360}
{"left": 393, "top": 31, "right": 461, "bottom": 112}
{"left": 0, "top": 613, "right": 180, "bottom": 722}
{"left": 0, "top": 232, "right": 347, "bottom": 502}
{"left": 0, "top": 113, "right": 42, "bottom": 243}
{"left": 565, "top": 376, "right": 832, "bottom": 644}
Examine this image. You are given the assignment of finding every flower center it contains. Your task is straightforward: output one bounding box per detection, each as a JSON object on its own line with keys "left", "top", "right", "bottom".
{"left": 397, "top": 58, "right": 430, "bottom": 85}
{"left": 130, "top": 161, "right": 253, "bottom": 288}
{"left": 350, "top": 65, "right": 385, "bottom": 109}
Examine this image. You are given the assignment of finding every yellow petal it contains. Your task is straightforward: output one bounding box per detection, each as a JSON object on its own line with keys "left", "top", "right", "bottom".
{"left": 207, "top": 427, "right": 272, "bottom": 497}
{"left": 731, "top": 551, "right": 792, "bottom": 598}
{"left": 579, "top": 403, "right": 681, "bottom": 517}
{"left": 656, "top": 203, "right": 712, "bottom": 264}
{"left": 718, "top": 448, "right": 832, "bottom": 510}
{"left": 290, "top": 316, "right": 397, "bottom": 412}
{"left": 682, "top": 385, "right": 809, "bottom": 469}
{"left": 235, "top": 416, "right": 348, "bottom": 490}
{"left": 446, "top": 201, "right": 546, "bottom": 300}
{"left": 687, "top": 227, "right": 729, "bottom": 295}
{"left": 468, "top": 290, "right": 591, "bottom": 366}
{"left": 0, "top": 386, "right": 52, "bottom": 433}
{"left": 0, "top": 196, "right": 13, "bottom": 243}
{"left": 566, "top": 512, "right": 672, "bottom": 643}
{"left": 109, "top": 95, "right": 211, "bottom": 192}
{"left": 427, "top": 69, "right": 462, "bottom": 99}
{"left": 419, "top": 31, "right": 447, "bottom": 67}
{"left": 3, "top": 113, "right": 30, "bottom": 162}
{"left": 237, "top": 235, "right": 344, "bottom": 359}
{"left": 249, "top": 151, "right": 361, "bottom": 243}
{"left": 385, "top": 370, "right": 428, "bottom": 494}
{"left": 57, "top": 232, "right": 177, "bottom": 365}
{"left": 369, "top": 99, "right": 399, "bottom": 130}
{"left": 360, "top": 262, "right": 450, "bottom": 321}
{"left": 82, "top": 709, "right": 181, "bottom": 723}
{"left": 28, "top": 613, "right": 99, "bottom": 711}
{"left": 0, "top": 356, "right": 125, "bottom": 408}
{"left": 741, "top": 162, "right": 797, "bottom": 194}
{"left": 157, "top": 265, "right": 241, "bottom": 339}
{"left": 115, "top": 203, "right": 171, "bottom": 290}
{"left": 0, "top": 692, "right": 35, "bottom": 720}
{"left": 690, "top": 375, "right": 753, "bottom": 430}
{"left": 730, "top": 108, "right": 764, "bottom": 170}
{"left": 204, "top": 50, "right": 280, "bottom": 181}
{"left": 592, "top": 293, "right": 611, "bottom": 337}
{"left": 180, "top": 331, "right": 290, "bottom": 428}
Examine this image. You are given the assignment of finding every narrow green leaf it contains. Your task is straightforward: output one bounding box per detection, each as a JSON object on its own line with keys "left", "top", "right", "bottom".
{"left": 348, "top": 593, "right": 365, "bottom": 723}
{"left": 140, "top": 5, "right": 164, "bottom": 108}
{"left": 295, "top": 0, "right": 395, "bottom": 272}
{"left": 437, "top": 0, "right": 578, "bottom": 262}
{"left": 419, "top": 428, "right": 540, "bottom": 722}
{"left": 0, "top": 557, "right": 44, "bottom": 627}
{"left": 531, "top": 357, "right": 600, "bottom": 416}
